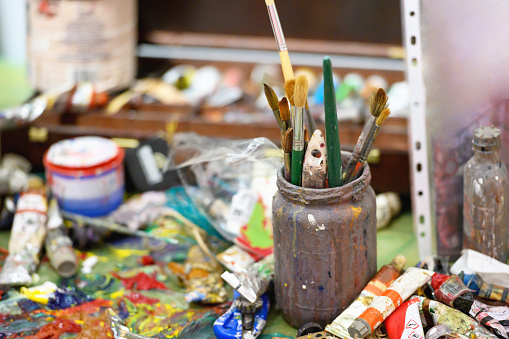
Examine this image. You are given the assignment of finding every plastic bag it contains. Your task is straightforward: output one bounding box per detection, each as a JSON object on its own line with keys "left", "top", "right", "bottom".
{"left": 167, "top": 133, "right": 282, "bottom": 257}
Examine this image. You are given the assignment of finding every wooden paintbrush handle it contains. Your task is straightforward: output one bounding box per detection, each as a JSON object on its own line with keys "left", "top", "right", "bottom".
{"left": 279, "top": 50, "right": 294, "bottom": 83}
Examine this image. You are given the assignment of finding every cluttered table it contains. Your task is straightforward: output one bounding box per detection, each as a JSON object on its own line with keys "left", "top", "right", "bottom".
{"left": 0, "top": 209, "right": 418, "bottom": 338}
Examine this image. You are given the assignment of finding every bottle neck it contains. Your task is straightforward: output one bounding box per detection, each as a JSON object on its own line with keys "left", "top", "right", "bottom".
{"left": 473, "top": 146, "right": 501, "bottom": 162}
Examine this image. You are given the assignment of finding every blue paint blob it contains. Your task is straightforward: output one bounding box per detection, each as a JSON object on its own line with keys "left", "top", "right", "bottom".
{"left": 318, "top": 286, "right": 324, "bottom": 291}
{"left": 47, "top": 289, "right": 94, "bottom": 310}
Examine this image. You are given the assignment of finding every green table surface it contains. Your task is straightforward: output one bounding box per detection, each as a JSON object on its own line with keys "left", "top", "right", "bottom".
{"left": 0, "top": 59, "right": 33, "bottom": 110}
{"left": 0, "top": 212, "right": 417, "bottom": 338}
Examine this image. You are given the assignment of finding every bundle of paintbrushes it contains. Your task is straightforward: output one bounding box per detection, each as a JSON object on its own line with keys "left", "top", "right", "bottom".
{"left": 263, "top": 1, "right": 392, "bottom": 188}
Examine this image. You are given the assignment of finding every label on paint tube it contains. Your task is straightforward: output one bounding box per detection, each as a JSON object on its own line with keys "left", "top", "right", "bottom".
{"left": 385, "top": 298, "right": 424, "bottom": 339}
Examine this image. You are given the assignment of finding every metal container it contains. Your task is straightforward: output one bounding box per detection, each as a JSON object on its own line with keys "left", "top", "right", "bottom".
{"left": 272, "top": 151, "right": 377, "bottom": 328}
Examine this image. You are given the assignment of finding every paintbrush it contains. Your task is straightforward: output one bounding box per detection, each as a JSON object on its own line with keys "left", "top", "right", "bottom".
{"left": 264, "top": 0, "right": 294, "bottom": 83}
{"left": 61, "top": 210, "right": 178, "bottom": 244}
{"left": 279, "top": 97, "right": 291, "bottom": 132}
{"left": 263, "top": 83, "right": 283, "bottom": 131}
{"left": 344, "top": 103, "right": 391, "bottom": 183}
{"left": 285, "top": 79, "right": 316, "bottom": 137}
{"left": 282, "top": 127, "right": 293, "bottom": 182}
{"left": 323, "top": 56, "right": 343, "bottom": 187}
{"left": 291, "top": 75, "right": 308, "bottom": 186}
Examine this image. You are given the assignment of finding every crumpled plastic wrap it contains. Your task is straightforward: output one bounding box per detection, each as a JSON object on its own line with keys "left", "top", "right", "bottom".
{"left": 167, "top": 133, "right": 282, "bottom": 244}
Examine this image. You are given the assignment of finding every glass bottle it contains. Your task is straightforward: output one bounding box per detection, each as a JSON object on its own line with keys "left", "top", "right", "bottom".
{"left": 463, "top": 126, "right": 508, "bottom": 262}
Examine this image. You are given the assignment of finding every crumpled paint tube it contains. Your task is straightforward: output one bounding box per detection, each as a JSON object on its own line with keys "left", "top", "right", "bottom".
{"left": 222, "top": 253, "right": 275, "bottom": 303}
{"left": 470, "top": 300, "right": 509, "bottom": 339}
{"left": 418, "top": 296, "right": 498, "bottom": 339}
{"left": 0, "top": 178, "right": 47, "bottom": 287}
{"left": 348, "top": 267, "right": 434, "bottom": 338}
{"left": 384, "top": 297, "right": 424, "bottom": 339}
{"left": 106, "top": 308, "right": 154, "bottom": 339}
{"left": 462, "top": 273, "right": 509, "bottom": 305}
{"left": 325, "top": 255, "right": 406, "bottom": 338}
{"left": 431, "top": 273, "right": 475, "bottom": 315}
{"left": 168, "top": 245, "right": 228, "bottom": 304}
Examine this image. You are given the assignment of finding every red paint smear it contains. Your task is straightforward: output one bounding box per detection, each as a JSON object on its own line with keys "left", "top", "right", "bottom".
{"left": 112, "top": 272, "right": 168, "bottom": 290}
{"left": 140, "top": 256, "right": 155, "bottom": 265}
{"left": 431, "top": 273, "right": 449, "bottom": 290}
{"left": 39, "top": 299, "right": 112, "bottom": 318}
{"left": 25, "top": 318, "right": 81, "bottom": 339}
{"left": 124, "top": 292, "right": 159, "bottom": 305}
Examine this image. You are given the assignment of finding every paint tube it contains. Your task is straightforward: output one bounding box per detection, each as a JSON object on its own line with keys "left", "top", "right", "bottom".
{"left": 462, "top": 273, "right": 509, "bottom": 305}
{"left": 222, "top": 253, "right": 275, "bottom": 303}
{"left": 216, "top": 245, "right": 256, "bottom": 273}
{"left": 45, "top": 199, "right": 78, "bottom": 278}
{"left": 470, "top": 300, "right": 509, "bottom": 339}
{"left": 0, "top": 177, "right": 47, "bottom": 287}
{"left": 418, "top": 296, "right": 498, "bottom": 339}
{"left": 431, "top": 273, "right": 475, "bottom": 314}
{"left": 325, "top": 255, "right": 407, "bottom": 338}
{"left": 168, "top": 245, "right": 228, "bottom": 304}
{"left": 348, "top": 267, "right": 434, "bottom": 339}
{"left": 385, "top": 297, "right": 424, "bottom": 339}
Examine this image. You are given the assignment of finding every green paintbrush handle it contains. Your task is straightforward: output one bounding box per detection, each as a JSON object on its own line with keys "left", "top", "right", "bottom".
{"left": 323, "top": 56, "right": 343, "bottom": 187}
{"left": 291, "top": 149, "right": 304, "bottom": 186}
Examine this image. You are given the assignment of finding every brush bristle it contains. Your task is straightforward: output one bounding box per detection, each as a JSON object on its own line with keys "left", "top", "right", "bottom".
{"left": 265, "top": 0, "right": 275, "bottom": 5}
{"left": 369, "top": 88, "right": 389, "bottom": 117}
{"left": 376, "top": 108, "right": 391, "bottom": 125}
{"left": 304, "top": 128, "right": 309, "bottom": 142}
{"left": 284, "top": 80, "right": 295, "bottom": 106}
{"left": 282, "top": 128, "right": 293, "bottom": 153}
{"left": 263, "top": 83, "right": 279, "bottom": 111}
{"left": 279, "top": 97, "right": 290, "bottom": 122}
{"left": 294, "top": 75, "right": 308, "bottom": 108}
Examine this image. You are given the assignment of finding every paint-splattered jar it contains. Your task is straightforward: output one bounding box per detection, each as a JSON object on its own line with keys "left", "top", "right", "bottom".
{"left": 272, "top": 152, "right": 377, "bottom": 328}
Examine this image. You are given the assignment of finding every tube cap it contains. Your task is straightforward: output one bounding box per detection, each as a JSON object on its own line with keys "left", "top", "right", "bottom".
{"left": 390, "top": 255, "right": 407, "bottom": 271}
{"left": 473, "top": 126, "right": 501, "bottom": 149}
{"left": 348, "top": 318, "right": 371, "bottom": 339}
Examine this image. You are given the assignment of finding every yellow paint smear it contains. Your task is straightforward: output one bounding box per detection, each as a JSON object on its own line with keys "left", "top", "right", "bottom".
{"left": 351, "top": 206, "right": 362, "bottom": 219}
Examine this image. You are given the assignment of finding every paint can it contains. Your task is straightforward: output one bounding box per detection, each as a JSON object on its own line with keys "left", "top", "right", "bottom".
{"left": 272, "top": 151, "right": 377, "bottom": 328}
{"left": 44, "top": 136, "right": 125, "bottom": 217}
{"left": 27, "top": 0, "right": 137, "bottom": 91}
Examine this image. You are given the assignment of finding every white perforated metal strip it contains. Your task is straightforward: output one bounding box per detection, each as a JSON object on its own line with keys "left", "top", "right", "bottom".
{"left": 401, "top": 0, "right": 434, "bottom": 258}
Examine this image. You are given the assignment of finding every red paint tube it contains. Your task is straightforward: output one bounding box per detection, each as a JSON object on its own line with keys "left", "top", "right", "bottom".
{"left": 385, "top": 297, "right": 424, "bottom": 339}
{"left": 431, "top": 274, "right": 474, "bottom": 315}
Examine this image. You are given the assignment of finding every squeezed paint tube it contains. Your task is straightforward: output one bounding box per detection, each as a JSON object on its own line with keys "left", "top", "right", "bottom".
{"left": 462, "top": 273, "right": 509, "bottom": 305}
{"left": 431, "top": 273, "right": 475, "bottom": 315}
{"left": 168, "top": 245, "right": 228, "bottom": 304}
{"left": 418, "top": 296, "right": 498, "bottom": 339}
{"left": 470, "top": 300, "right": 509, "bottom": 339}
{"left": 221, "top": 253, "right": 274, "bottom": 303}
{"left": 45, "top": 199, "right": 78, "bottom": 278}
{"left": 348, "top": 267, "right": 434, "bottom": 338}
{"left": 385, "top": 297, "right": 424, "bottom": 339}
{"left": 0, "top": 178, "right": 47, "bottom": 287}
{"left": 325, "top": 255, "right": 407, "bottom": 338}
